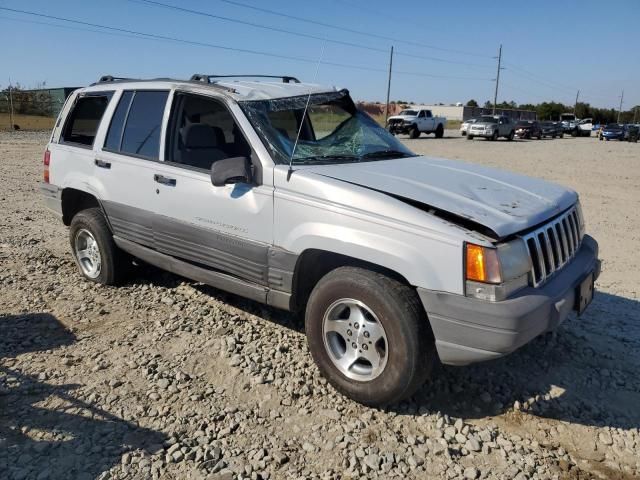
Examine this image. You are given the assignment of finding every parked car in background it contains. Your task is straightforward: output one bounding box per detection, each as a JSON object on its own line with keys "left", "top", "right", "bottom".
{"left": 600, "top": 123, "right": 626, "bottom": 141}
{"left": 560, "top": 114, "right": 592, "bottom": 137}
{"left": 540, "top": 121, "right": 562, "bottom": 138}
{"left": 387, "top": 108, "right": 447, "bottom": 138}
{"left": 515, "top": 120, "right": 542, "bottom": 140}
{"left": 626, "top": 124, "right": 639, "bottom": 142}
{"left": 467, "top": 115, "right": 515, "bottom": 141}
{"left": 460, "top": 117, "right": 477, "bottom": 136}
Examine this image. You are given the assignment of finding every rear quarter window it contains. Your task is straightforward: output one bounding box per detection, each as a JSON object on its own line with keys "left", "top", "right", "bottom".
{"left": 61, "top": 93, "right": 113, "bottom": 146}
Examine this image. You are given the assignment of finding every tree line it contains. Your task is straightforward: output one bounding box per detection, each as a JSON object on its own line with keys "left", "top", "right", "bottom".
{"left": 466, "top": 99, "right": 639, "bottom": 124}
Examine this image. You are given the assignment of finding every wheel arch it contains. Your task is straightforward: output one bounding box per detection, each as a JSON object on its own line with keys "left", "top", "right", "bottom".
{"left": 290, "top": 248, "right": 414, "bottom": 314}
{"left": 61, "top": 188, "right": 108, "bottom": 227}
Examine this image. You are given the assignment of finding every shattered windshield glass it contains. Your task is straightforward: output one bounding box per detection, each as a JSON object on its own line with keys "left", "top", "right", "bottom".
{"left": 239, "top": 90, "right": 416, "bottom": 165}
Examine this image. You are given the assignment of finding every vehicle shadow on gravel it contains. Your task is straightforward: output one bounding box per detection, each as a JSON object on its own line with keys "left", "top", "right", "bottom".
{"left": 131, "top": 263, "right": 305, "bottom": 332}
{"left": 408, "top": 292, "right": 640, "bottom": 431}
{"left": 0, "top": 313, "right": 167, "bottom": 480}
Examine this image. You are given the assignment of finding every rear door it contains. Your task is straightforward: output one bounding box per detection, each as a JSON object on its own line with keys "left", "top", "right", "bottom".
{"left": 50, "top": 91, "right": 113, "bottom": 192}
{"left": 424, "top": 110, "right": 435, "bottom": 131}
{"left": 94, "top": 89, "right": 170, "bottom": 248}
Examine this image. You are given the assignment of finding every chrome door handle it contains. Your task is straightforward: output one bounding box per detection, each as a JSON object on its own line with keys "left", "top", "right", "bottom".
{"left": 95, "top": 159, "right": 111, "bottom": 169}
{"left": 154, "top": 174, "right": 176, "bottom": 186}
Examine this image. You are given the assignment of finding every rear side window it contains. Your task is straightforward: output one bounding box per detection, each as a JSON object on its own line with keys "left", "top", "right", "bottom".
{"left": 104, "top": 90, "right": 169, "bottom": 160}
{"left": 61, "top": 94, "right": 112, "bottom": 146}
{"left": 105, "top": 91, "right": 133, "bottom": 151}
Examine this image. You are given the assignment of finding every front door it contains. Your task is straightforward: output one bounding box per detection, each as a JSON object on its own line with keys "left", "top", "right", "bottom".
{"left": 151, "top": 91, "right": 274, "bottom": 286}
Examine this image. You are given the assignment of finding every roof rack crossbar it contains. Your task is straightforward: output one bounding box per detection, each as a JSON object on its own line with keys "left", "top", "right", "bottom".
{"left": 190, "top": 74, "right": 301, "bottom": 84}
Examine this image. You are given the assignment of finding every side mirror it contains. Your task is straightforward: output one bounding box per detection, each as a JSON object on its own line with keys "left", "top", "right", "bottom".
{"left": 210, "top": 156, "right": 252, "bottom": 187}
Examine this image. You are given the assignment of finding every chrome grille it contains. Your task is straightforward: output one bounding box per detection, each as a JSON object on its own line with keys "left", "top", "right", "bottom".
{"left": 521, "top": 205, "right": 583, "bottom": 287}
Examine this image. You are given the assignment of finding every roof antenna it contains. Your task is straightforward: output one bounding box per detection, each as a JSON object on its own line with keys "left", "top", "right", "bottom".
{"left": 287, "top": 44, "right": 325, "bottom": 181}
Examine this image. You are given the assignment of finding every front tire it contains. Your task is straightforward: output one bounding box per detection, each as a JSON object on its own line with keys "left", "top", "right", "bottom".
{"left": 305, "top": 267, "right": 435, "bottom": 406}
{"left": 69, "top": 208, "right": 128, "bottom": 285}
{"left": 507, "top": 130, "right": 515, "bottom": 141}
{"left": 409, "top": 126, "right": 420, "bottom": 139}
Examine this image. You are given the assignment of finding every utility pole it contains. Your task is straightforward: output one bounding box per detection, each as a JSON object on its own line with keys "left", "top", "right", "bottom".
{"left": 384, "top": 46, "right": 394, "bottom": 125}
{"left": 492, "top": 44, "right": 502, "bottom": 115}
{"left": 617, "top": 89, "right": 624, "bottom": 123}
{"left": 573, "top": 90, "right": 580, "bottom": 115}
{"left": 634, "top": 106, "right": 638, "bottom": 124}
{"left": 8, "top": 77, "right": 15, "bottom": 129}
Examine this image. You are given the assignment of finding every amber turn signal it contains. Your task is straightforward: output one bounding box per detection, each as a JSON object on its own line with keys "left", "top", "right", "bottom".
{"left": 465, "top": 243, "right": 502, "bottom": 284}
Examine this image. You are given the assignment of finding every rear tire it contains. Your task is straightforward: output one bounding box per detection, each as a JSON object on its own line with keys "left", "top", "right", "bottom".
{"left": 305, "top": 267, "right": 435, "bottom": 406}
{"left": 435, "top": 124, "right": 444, "bottom": 138}
{"left": 507, "top": 130, "right": 515, "bottom": 141}
{"left": 69, "top": 208, "right": 128, "bottom": 285}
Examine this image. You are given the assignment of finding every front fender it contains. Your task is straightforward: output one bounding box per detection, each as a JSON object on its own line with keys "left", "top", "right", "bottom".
{"left": 283, "top": 222, "right": 461, "bottom": 293}
{"left": 274, "top": 168, "right": 468, "bottom": 294}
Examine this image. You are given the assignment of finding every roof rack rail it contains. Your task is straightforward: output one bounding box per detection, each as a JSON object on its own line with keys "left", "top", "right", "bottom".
{"left": 96, "top": 75, "right": 138, "bottom": 83}
{"left": 190, "top": 74, "right": 301, "bottom": 84}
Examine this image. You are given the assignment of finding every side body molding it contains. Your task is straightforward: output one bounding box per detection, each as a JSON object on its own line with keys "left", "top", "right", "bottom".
{"left": 103, "top": 200, "right": 297, "bottom": 309}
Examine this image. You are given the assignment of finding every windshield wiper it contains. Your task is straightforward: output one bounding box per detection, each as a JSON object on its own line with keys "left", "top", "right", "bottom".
{"left": 294, "top": 154, "right": 361, "bottom": 165}
{"left": 360, "top": 150, "right": 415, "bottom": 160}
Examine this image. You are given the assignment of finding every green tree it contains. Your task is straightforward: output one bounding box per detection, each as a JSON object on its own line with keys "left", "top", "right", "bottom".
{"left": 466, "top": 99, "right": 478, "bottom": 107}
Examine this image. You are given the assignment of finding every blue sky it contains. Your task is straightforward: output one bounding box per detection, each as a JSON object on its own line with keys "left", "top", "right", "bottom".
{"left": 1, "top": 0, "right": 637, "bottom": 109}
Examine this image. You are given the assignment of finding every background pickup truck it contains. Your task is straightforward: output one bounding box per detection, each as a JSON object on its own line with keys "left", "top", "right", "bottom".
{"left": 387, "top": 108, "right": 447, "bottom": 138}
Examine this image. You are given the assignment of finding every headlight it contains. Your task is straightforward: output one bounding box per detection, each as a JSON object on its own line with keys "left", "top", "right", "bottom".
{"left": 465, "top": 240, "right": 530, "bottom": 301}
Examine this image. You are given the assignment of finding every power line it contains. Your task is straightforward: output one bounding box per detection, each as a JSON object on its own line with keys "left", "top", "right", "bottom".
{"left": 0, "top": 8, "right": 492, "bottom": 82}
{"left": 504, "top": 62, "right": 612, "bottom": 103}
{"left": 504, "top": 62, "right": 576, "bottom": 93}
{"left": 129, "top": 0, "right": 494, "bottom": 69}
{"left": 211, "top": 0, "right": 492, "bottom": 58}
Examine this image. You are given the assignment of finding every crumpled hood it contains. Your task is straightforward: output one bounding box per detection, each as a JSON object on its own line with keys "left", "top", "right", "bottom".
{"left": 306, "top": 156, "right": 577, "bottom": 239}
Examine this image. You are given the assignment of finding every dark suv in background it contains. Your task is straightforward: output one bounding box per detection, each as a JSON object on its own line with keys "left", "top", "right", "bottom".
{"left": 540, "top": 121, "right": 563, "bottom": 138}
{"left": 515, "top": 120, "right": 542, "bottom": 139}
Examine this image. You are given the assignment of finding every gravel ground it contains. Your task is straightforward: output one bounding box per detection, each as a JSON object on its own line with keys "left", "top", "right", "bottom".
{"left": 1, "top": 130, "right": 638, "bottom": 480}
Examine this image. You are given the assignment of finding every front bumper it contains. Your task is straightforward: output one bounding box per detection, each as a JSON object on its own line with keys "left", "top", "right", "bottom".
{"left": 388, "top": 124, "right": 413, "bottom": 134}
{"left": 40, "top": 183, "right": 63, "bottom": 219}
{"left": 418, "top": 235, "right": 600, "bottom": 365}
{"left": 603, "top": 133, "right": 624, "bottom": 140}
{"left": 468, "top": 129, "right": 495, "bottom": 137}
{"left": 515, "top": 130, "right": 531, "bottom": 138}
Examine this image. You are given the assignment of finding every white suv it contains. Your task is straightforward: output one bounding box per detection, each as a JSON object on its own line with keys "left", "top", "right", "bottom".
{"left": 41, "top": 74, "right": 600, "bottom": 406}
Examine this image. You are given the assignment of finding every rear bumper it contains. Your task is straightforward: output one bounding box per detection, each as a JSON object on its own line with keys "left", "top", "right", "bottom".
{"left": 418, "top": 235, "right": 600, "bottom": 365}
{"left": 40, "top": 183, "right": 63, "bottom": 219}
